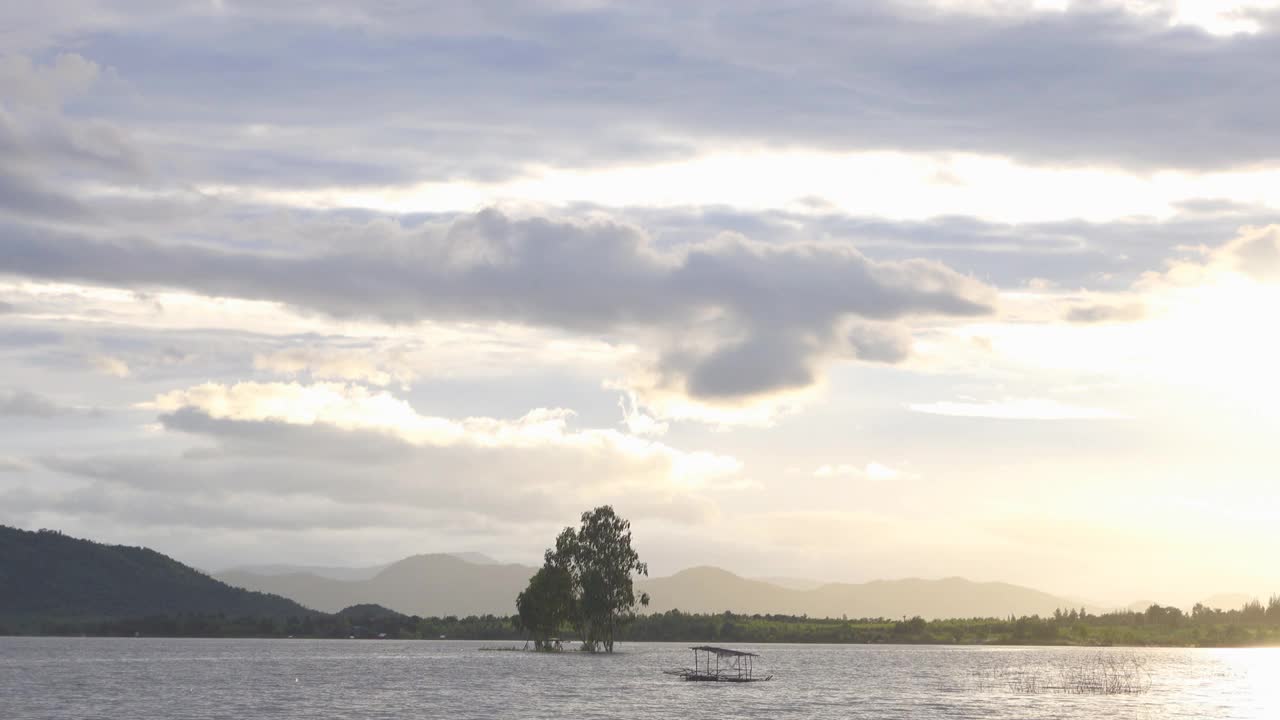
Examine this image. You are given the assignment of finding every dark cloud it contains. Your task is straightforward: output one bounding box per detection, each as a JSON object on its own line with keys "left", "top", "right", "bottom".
{"left": 0, "top": 65, "right": 146, "bottom": 180}
{"left": 684, "top": 333, "right": 818, "bottom": 399}
{"left": 0, "top": 389, "right": 68, "bottom": 417}
{"left": 0, "top": 479, "right": 442, "bottom": 532}
{"left": 0, "top": 167, "right": 91, "bottom": 221}
{"left": 7, "top": 1, "right": 1279, "bottom": 186}
{"left": 0, "top": 210, "right": 994, "bottom": 399}
{"left": 160, "top": 408, "right": 419, "bottom": 465}
{"left": 606, "top": 205, "right": 1280, "bottom": 291}
{"left": 847, "top": 322, "right": 913, "bottom": 363}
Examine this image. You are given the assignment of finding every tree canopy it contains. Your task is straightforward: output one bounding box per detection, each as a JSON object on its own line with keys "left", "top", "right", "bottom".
{"left": 514, "top": 564, "right": 574, "bottom": 650}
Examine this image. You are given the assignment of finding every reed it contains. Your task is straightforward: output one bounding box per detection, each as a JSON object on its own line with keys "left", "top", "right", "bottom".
{"left": 971, "top": 652, "right": 1151, "bottom": 695}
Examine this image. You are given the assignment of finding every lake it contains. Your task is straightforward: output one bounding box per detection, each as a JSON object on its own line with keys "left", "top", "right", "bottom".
{"left": 1, "top": 638, "right": 1276, "bottom": 719}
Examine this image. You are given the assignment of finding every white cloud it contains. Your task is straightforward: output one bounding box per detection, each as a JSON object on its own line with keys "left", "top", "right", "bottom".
{"left": 17, "top": 380, "right": 749, "bottom": 535}
{"left": 813, "top": 462, "right": 904, "bottom": 481}
{"left": 932, "top": 225, "right": 1280, "bottom": 422}
{"left": 908, "top": 397, "right": 1129, "bottom": 420}
{"left": 617, "top": 392, "right": 669, "bottom": 437}
{"left": 254, "top": 346, "right": 417, "bottom": 387}
{"left": 917, "top": 0, "right": 1280, "bottom": 35}
{"left": 141, "top": 381, "right": 741, "bottom": 486}
{"left": 814, "top": 464, "right": 860, "bottom": 478}
{"left": 865, "top": 462, "right": 902, "bottom": 482}
{"left": 223, "top": 151, "right": 1280, "bottom": 224}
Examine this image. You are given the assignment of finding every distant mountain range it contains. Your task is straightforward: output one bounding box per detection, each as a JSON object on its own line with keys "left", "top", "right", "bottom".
{"left": 217, "top": 556, "right": 1106, "bottom": 620}
{"left": 0, "top": 525, "right": 314, "bottom": 628}
{"left": 4, "top": 525, "right": 1254, "bottom": 626}
{"left": 217, "top": 554, "right": 534, "bottom": 616}
{"left": 641, "top": 566, "right": 1099, "bottom": 619}
{"left": 220, "top": 553, "right": 501, "bottom": 583}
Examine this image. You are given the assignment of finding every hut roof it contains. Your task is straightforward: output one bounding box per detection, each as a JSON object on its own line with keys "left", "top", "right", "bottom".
{"left": 690, "top": 646, "right": 759, "bottom": 657}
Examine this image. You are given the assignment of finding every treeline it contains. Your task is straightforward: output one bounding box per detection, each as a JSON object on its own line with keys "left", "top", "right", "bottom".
{"left": 618, "top": 601, "right": 1280, "bottom": 647}
{"left": 11, "top": 599, "right": 1280, "bottom": 647}
{"left": 8, "top": 611, "right": 521, "bottom": 640}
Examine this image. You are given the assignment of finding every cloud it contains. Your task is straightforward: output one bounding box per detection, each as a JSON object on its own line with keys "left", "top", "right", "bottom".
{"left": 618, "top": 392, "right": 668, "bottom": 437}
{"left": 1225, "top": 226, "right": 1280, "bottom": 282}
{"left": 0, "top": 53, "right": 99, "bottom": 106}
{"left": 813, "top": 462, "right": 903, "bottom": 481}
{"left": 4, "top": 3, "right": 1279, "bottom": 185}
{"left": 88, "top": 354, "right": 130, "bottom": 378}
{"left": 1065, "top": 302, "right": 1146, "bottom": 324}
{"left": 1150, "top": 225, "right": 1280, "bottom": 287}
{"left": 0, "top": 166, "right": 92, "bottom": 221}
{"left": 908, "top": 397, "right": 1129, "bottom": 420}
{"left": 141, "top": 382, "right": 735, "bottom": 488}
{"left": 0, "top": 54, "right": 144, "bottom": 178}
{"left": 0, "top": 456, "right": 30, "bottom": 472}
{"left": 745, "top": 510, "right": 910, "bottom": 551}
{"left": 615, "top": 205, "right": 1280, "bottom": 291}
{"left": 23, "top": 381, "right": 741, "bottom": 532}
{"left": 0, "top": 389, "right": 69, "bottom": 417}
{"left": 848, "top": 322, "right": 914, "bottom": 363}
{"left": 253, "top": 346, "right": 417, "bottom": 387}
{"left": 1, "top": 210, "right": 995, "bottom": 406}
{"left": 145, "top": 380, "right": 741, "bottom": 484}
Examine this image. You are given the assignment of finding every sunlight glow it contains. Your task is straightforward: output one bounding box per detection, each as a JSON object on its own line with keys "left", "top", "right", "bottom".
{"left": 189, "top": 151, "right": 1280, "bottom": 224}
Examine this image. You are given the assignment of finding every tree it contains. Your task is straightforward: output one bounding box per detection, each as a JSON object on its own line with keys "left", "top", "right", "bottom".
{"left": 573, "top": 506, "right": 650, "bottom": 652}
{"left": 521, "top": 505, "right": 650, "bottom": 653}
{"left": 515, "top": 564, "right": 574, "bottom": 650}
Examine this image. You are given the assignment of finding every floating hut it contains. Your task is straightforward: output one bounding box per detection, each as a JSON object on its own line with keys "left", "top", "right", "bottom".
{"left": 664, "top": 646, "right": 772, "bottom": 682}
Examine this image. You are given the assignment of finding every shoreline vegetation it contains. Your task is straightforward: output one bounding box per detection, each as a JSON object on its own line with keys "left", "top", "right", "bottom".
{"left": 9, "top": 603, "right": 1280, "bottom": 648}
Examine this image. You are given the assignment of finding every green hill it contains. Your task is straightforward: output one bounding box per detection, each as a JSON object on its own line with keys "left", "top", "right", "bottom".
{"left": 0, "top": 526, "right": 317, "bottom": 628}
{"left": 335, "top": 603, "right": 408, "bottom": 621}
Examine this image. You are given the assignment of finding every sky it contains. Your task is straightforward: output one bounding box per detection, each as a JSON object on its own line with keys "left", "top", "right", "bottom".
{"left": 2, "top": 0, "right": 1279, "bottom": 608}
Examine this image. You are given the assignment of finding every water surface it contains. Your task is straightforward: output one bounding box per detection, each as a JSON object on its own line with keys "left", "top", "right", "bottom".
{"left": 2, "top": 638, "right": 1276, "bottom": 719}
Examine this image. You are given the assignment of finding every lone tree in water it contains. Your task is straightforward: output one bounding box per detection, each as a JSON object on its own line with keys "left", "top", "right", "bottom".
{"left": 514, "top": 564, "right": 573, "bottom": 650}
{"left": 518, "top": 505, "right": 649, "bottom": 653}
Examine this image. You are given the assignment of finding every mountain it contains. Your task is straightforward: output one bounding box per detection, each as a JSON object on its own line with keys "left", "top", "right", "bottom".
{"left": 221, "top": 553, "right": 501, "bottom": 582}
{"left": 220, "top": 556, "right": 1094, "bottom": 620}
{"left": 753, "top": 576, "right": 827, "bottom": 591}
{"left": 0, "top": 526, "right": 316, "bottom": 627}
{"left": 449, "top": 552, "right": 501, "bottom": 566}
{"left": 217, "top": 554, "right": 537, "bottom": 615}
{"left": 221, "top": 563, "right": 390, "bottom": 582}
{"left": 335, "top": 603, "right": 408, "bottom": 621}
{"left": 640, "top": 567, "right": 1094, "bottom": 619}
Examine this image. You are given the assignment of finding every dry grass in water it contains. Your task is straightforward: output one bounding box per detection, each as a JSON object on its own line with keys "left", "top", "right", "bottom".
{"left": 971, "top": 652, "right": 1152, "bottom": 695}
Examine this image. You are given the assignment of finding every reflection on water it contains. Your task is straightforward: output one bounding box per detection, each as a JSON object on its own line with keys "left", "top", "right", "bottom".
{"left": 1, "top": 638, "right": 1278, "bottom": 719}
